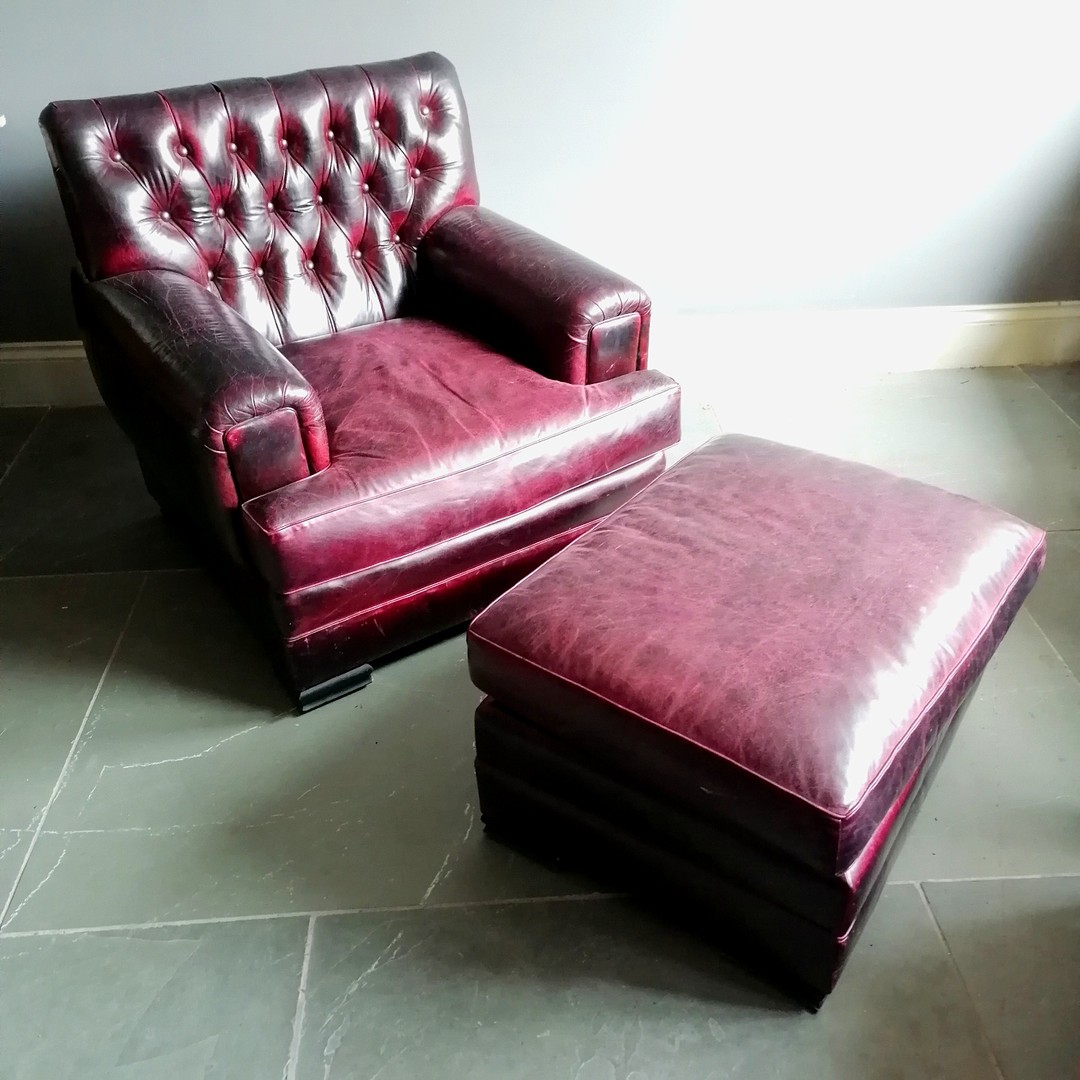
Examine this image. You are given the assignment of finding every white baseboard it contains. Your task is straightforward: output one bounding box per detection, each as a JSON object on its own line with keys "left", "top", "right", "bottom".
{"left": 651, "top": 301, "right": 1080, "bottom": 395}
{"left": 4, "top": 301, "right": 1080, "bottom": 407}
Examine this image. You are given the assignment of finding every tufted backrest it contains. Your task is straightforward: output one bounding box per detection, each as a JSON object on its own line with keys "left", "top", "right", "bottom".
{"left": 40, "top": 53, "right": 479, "bottom": 346}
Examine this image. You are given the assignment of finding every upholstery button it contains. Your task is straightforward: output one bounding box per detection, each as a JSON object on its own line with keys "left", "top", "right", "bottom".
{"left": 280, "top": 138, "right": 288, "bottom": 148}
{"left": 354, "top": 248, "right": 363, "bottom": 259}
{"left": 228, "top": 141, "right": 238, "bottom": 151}
{"left": 316, "top": 194, "right": 324, "bottom": 205}
{"left": 411, "top": 166, "right": 420, "bottom": 178}
{"left": 216, "top": 207, "right": 226, "bottom": 218}
{"left": 327, "top": 129, "right": 335, "bottom": 140}
{"left": 111, "top": 150, "right": 123, "bottom": 162}
{"left": 267, "top": 201, "right": 275, "bottom": 212}
{"left": 393, "top": 233, "right": 400, "bottom": 242}
{"left": 372, "top": 119, "right": 380, "bottom": 129}
{"left": 178, "top": 145, "right": 189, "bottom": 157}
{"left": 305, "top": 259, "right": 315, "bottom": 270}
{"left": 256, "top": 267, "right": 264, "bottom": 277}
{"left": 420, "top": 105, "right": 430, "bottom": 116}
{"left": 361, "top": 182, "right": 370, "bottom": 193}
{"left": 206, "top": 269, "right": 214, "bottom": 281}
{"left": 161, "top": 211, "right": 171, "bottom": 221}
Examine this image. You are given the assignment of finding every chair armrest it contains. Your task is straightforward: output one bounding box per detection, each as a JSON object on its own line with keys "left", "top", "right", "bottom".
{"left": 80, "top": 269, "right": 330, "bottom": 505}
{"left": 418, "top": 206, "right": 650, "bottom": 385}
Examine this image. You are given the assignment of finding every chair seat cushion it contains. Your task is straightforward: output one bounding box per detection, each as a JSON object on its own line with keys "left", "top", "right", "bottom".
{"left": 467, "top": 435, "right": 1046, "bottom": 878}
{"left": 241, "top": 318, "right": 680, "bottom": 595}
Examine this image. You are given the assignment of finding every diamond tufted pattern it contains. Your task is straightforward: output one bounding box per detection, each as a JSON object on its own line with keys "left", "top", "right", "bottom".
{"left": 41, "top": 53, "right": 681, "bottom": 709}
{"left": 41, "top": 53, "right": 479, "bottom": 345}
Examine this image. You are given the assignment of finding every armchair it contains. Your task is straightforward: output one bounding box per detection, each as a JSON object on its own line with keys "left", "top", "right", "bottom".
{"left": 40, "top": 53, "right": 681, "bottom": 708}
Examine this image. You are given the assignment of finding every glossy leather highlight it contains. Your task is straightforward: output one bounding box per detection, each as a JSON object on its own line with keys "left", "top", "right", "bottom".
{"left": 419, "top": 206, "right": 650, "bottom": 384}
{"left": 42, "top": 53, "right": 680, "bottom": 705}
{"left": 469, "top": 435, "right": 1045, "bottom": 1002}
{"left": 41, "top": 53, "right": 479, "bottom": 345}
{"left": 242, "top": 318, "right": 679, "bottom": 593}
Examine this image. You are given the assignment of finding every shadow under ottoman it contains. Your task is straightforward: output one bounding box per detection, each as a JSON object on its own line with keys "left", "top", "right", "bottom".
{"left": 467, "top": 435, "right": 1046, "bottom": 1007}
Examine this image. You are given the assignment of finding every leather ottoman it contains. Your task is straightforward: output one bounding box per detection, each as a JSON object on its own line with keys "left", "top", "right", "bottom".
{"left": 467, "top": 435, "right": 1046, "bottom": 1006}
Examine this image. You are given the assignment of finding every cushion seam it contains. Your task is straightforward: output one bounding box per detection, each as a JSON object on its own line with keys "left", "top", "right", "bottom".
{"left": 242, "top": 380, "right": 679, "bottom": 536}
{"left": 288, "top": 519, "right": 593, "bottom": 642}
{"left": 276, "top": 452, "right": 662, "bottom": 596}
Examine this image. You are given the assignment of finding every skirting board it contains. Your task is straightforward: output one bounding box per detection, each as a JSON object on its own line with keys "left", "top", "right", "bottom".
{"left": 3, "top": 301, "right": 1080, "bottom": 407}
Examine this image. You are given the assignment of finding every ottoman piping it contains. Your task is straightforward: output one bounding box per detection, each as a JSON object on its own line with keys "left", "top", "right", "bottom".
{"left": 469, "top": 528, "right": 1046, "bottom": 830}
{"left": 840, "top": 530, "right": 1045, "bottom": 821}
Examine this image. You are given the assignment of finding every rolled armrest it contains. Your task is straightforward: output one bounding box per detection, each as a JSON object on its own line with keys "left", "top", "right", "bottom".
{"left": 80, "top": 269, "right": 330, "bottom": 506}
{"left": 418, "top": 206, "right": 650, "bottom": 385}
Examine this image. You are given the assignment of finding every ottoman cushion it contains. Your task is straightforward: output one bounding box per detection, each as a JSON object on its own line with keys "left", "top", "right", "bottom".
{"left": 468, "top": 435, "right": 1045, "bottom": 882}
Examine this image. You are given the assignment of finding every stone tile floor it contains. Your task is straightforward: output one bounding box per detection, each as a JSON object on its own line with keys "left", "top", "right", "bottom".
{"left": 0, "top": 364, "right": 1078, "bottom": 1078}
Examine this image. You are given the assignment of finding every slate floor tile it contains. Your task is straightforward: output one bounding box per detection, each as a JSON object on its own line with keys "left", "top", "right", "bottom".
{"left": 0, "top": 407, "right": 194, "bottom": 575}
{"left": 0, "top": 917, "right": 307, "bottom": 1079}
{"left": 924, "top": 875, "right": 1080, "bottom": 1080}
{"left": 294, "top": 887, "right": 998, "bottom": 1080}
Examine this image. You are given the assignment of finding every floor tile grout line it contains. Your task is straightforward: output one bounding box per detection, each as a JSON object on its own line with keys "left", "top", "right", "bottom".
{"left": 0, "top": 892, "right": 624, "bottom": 939}
{"left": 0, "top": 567, "right": 198, "bottom": 583}
{"left": 913, "top": 882, "right": 1006, "bottom": 1080}
{"left": 0, "top": 406, "right": 49, "bottom": 489}
{"left": 283, "top": 915, "right": 316, "bottom": 1080}
{"left": 5, "top": 870, "right": 1078, "bottom": 939}
{"left": 892, "top": 870, "right": 1080, "bottom": 885}
{"left": 1024, "top": 608, "right": 1080, "bottom": 691}
{"left": 0, "top": 572, "right": 148, "bottom": 929}
{"left": 1016, "top": 365, "right": 1080, "bottom": 435}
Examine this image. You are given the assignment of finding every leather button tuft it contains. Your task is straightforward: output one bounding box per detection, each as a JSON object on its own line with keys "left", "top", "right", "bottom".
{"left": 111, "top": 150, "right": 123, "bottom": 162}
{"left": 372, "top": 119, "right": 381, "bottom": 129}
{"left": 327, "top": 129, "right": 335, "bottom": 140}
{"left": 228, "top": 141, "right": 238, "bottom": 152}
{"left": 267, "top": 202, "right": 275, "bottom": 212}
{"left": 280, "top": 138, "right": 288, "bottom": 148}
{"left": 354, "top": 248, "right": 363, "bottom": 259}
{"left": 420, "top": 105, "right": 430, "bottom": 116}
{"left": 410, "top": 166, "right": 420, "bottom": 178}
{"left": 216, "top": 207, "right": 226, "bottom": 218}
{"left": 393, "top": 233, "right": 400, "bottom": 242}
{"left": 305, "top": 259, "right": 315, "bottom": 270}
{"left": 255, "top": 267, "right": 264, "bottom": 277}
{"left": 178, "top": 145, "right": 189, "bottom": 157}
{"left": 316, "top": 194, "right": 324, "bottom": 205}
{"left": 160, "top": 211, "right": 171, "bottom": 221}
{"left": 361, "top": 182, "right": 370, "bottom": 193}
{"left": 206, "top": 269, "right": 214, "bottom": 281}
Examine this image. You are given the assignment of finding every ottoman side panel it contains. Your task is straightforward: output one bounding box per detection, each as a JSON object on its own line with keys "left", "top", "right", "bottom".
{"left": 468, "top": 632, "right": 845, "bottom": 874}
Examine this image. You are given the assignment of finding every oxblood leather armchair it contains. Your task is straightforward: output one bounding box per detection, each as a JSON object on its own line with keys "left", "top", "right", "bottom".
{"left": 40, "top": 53, "right": 681, "bottom": 708}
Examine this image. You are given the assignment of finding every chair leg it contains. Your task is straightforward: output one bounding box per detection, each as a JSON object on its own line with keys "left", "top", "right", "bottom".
{"left": 296, "top": 663, "right": 375, "bottom": 712}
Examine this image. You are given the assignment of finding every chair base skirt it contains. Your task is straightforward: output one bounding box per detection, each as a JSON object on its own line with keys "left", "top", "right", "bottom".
{"left": 279, "top": 454, "right": 667, "bottom": 707}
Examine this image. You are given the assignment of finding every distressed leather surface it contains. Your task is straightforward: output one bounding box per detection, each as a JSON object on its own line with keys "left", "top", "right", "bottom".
{"left": 81, "top": 268, "right": 329, "bottom": 509}
{"left": 242, "top": 318, "right": 679, "bottom": 593}
{"left": 41, "top": 53, "right": 478, "bottom": 345}
{"left": 41, "top": 52, "right": 682, "bottom": 701}
{"left": 469, "top": 435, "right": 1046, "bottom": 876}
{"left": 282, "top": 459, "right": 666, "bottom": 691}
{"left": 271, "top": 453, "right": 665, "bottom": 643}
{"left": 418, "top": 206, "right": 650, "bottom": 384}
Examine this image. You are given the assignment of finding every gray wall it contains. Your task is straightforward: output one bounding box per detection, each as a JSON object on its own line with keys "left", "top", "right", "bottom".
{"left": 4, "top": 0, "right": 1080, "bottom": 343}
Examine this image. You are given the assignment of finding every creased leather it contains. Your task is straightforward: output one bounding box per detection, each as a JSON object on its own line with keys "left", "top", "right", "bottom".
{"left": 81, "top": 269, "right": 329, "bottom": 509}
{"left": 418, "top": 206, "right": 651, "bottom": 383}
{"left": 40, "top": 52, "right": 479, "bottom": 345}
{"left": 42, "top": 53, "right": 681, "bottom": 703}
{"left": 242, "top": 318, "right": 680, "bottom": 592}
{"left": 469, "top": 435, "right": 1047, "bottom": 877}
